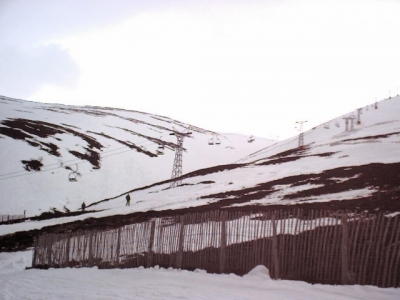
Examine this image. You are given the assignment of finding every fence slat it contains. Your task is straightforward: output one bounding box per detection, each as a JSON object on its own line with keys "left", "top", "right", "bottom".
{"left": 355, "top": 212, "right": 368, "bottom": 283}
{"left": 317, "top": 210, "right": 327, "bottom": 282}
{"left": 219, "top": 211, "right": 227, "bottom": 273}
{"left": 146, "top": 220, "right": 156, "bottom": 268}
{"left": 327, "top": 212, "right": 340, "bottom": 283}
{"left": 271, "top": 213, "right": 280, "bottom": 279}
{"left": 362, "top": 214, "right": 379, "bottom": 285}
{"left": 382, "top": 215, "right": 399, "bottom": 287}
{"left": 341, "top": 212, "right": 349, "bottom": 284}
{"left": 305, "top": 210, "right": 314, "bottom": 280}
{"left": 115, "top": 228, "right": 121, "bottom": 267}
{"left": 388, "top": 215, "right": 400, "bottom": 287}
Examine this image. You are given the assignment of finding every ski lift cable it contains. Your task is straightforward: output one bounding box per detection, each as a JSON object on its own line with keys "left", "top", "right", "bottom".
{"left": 0, "top": 143, "right": 153, "bottom": 181}
{"left": 0, "top": 121, "right": 203, "bottom": 181}
{"left": 0, "top": 165, "right": 63, "bottom": 181}
{"left": 0, "top": 147, "right": 140, "bottom": 182}
{"left": 0, "top": 141, "right": 137, "bottom": 178}
{"left": 0, "top": 145, "right": 129, "bottom": 179}
{"left": 0, "top": 131, "right": 181, "bottom": 180}
{"left": 0, "top": 131, "right": 178, "bottom": 179}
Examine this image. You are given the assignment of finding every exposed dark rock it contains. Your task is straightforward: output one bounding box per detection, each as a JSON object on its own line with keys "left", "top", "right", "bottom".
{"left": 69, "top": 148, "right": 101, "bottom": 169}
{"left": 342, "top": 132, "right": 400, "bottom": 142}
{"left": 0, "top": 125, "right": 33, "bottom": 140}
{"left": 0, "top": 118, "right": 103, "bottom": 166}
{"left": 199, "top": 162, "right": 400, "bottom": 212}
{"left": 88, "top": 131, "right": 157, "bottom": 158}
{"left": 21, "top": 159, "right": 43, "bottom": 171}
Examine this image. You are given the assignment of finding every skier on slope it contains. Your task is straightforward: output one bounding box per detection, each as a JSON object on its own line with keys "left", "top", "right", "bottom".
{"left": 126, "top": 194, "right": 131, "bottom": 206}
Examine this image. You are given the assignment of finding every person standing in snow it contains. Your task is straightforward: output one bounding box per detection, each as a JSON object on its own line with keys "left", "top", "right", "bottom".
{"left": 81, "top": 202, "right": 86, "bottom": 211}
{"left": 126, "top": 194, "right": 131, "bottom": 206}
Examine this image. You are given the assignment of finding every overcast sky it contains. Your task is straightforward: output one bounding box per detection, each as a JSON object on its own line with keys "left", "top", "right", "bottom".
{"left": 1, "top": 0, "right": 400, "bottom": 139}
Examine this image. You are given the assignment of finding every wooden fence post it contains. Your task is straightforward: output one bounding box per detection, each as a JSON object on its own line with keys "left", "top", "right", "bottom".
{"left": 47, "top": 234, "right": 52, "bottom": 267}
{"left": 32, "top": 237, "right": 38, "bottom": 267}
{"left": 220, "top": 211, "right": 227, "bottom": 273}
{"left": 88, "top": 232, "right": 94, "bottom": 267}
{"left": 147, "top": 220, "right": 156, "bottom": 268}
{"left": 115, "top": 228, "right": 122, "bottom": 267}
{"left": 341, "top": 212, "right": 349, "bottom": 284}
{"left": 176, "top": 215, "right": 186, "bottom": 269}
{"left": 65, "top": 235, "right": 70, "bottom": 267}
{"left": 272, "top": 214, "right": 280, "bottom": 279}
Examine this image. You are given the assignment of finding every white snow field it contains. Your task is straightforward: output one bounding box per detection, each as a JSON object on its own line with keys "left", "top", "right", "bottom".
{"left": 1, "top": 251, "right": 399, "bottom": 300}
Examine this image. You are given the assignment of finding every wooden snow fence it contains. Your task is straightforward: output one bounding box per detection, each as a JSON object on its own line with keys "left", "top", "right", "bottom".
{"left": 32, "top": 209, "right": 400, "bottom": 288}
{"left": 0, "top": 214, "right": 25, "bottom": 223}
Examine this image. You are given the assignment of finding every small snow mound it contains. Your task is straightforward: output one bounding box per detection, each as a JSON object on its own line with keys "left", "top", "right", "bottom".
{"left": 244, "top": 265, "right": 271, "bottom": 280}
{"left": 16, "top": 257, "right": 25, "bottom": 264}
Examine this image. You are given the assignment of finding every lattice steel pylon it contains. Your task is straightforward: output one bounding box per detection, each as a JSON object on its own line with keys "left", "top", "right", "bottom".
{"left": 295, "top": 121, "right": 307, "bottom": 149}
{"left": 169, "top": 127, "right": 192, "bottom": 188}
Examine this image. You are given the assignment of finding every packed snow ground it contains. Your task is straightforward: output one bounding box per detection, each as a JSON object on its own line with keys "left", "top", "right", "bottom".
{"left": 1, "top": 251, "right": 399, "bottom": 300}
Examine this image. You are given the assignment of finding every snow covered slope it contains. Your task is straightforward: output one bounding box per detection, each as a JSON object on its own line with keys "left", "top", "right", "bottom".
{"left": 1, "top": 95, "right": 399, "bottom": 222}
{"left": 0, "top": 95, "right": 276, "bottom": 215}
{"left": 89, "top": 96, "right": 400, "bottom": 216}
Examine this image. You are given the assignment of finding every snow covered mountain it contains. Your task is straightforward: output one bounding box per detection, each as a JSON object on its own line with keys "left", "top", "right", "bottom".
{"left": 0, "top": 95, "right": 276, "bottom": 216}
{"left": 1, "top": 94, "right": 400, "bottom": 226}
{"left": 1, "top": 94, "right": 400, "bottom": 250}
{"left": 89, "top": 95, "right": 400, "bottom": 216}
